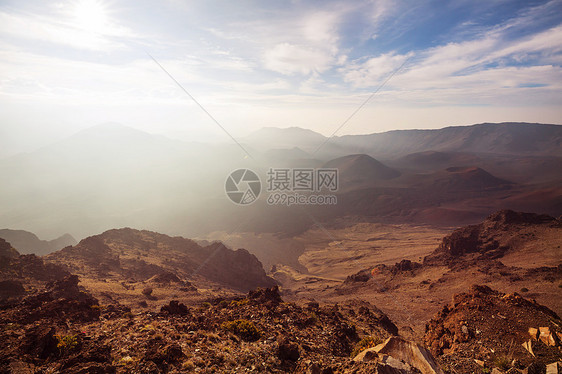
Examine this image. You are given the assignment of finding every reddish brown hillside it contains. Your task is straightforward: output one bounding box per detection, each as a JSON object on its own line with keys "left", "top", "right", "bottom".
{"left": 47, "top": 228, "right": 276, "bottom": 292}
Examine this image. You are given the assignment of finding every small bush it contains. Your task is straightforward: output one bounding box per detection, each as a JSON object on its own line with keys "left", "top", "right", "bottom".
{"left": 230, "top": 298, "right": 249, "bottom": 307}
{"left": 494, "top": 355, "right": 511, "bottom": 370}
{"left": 221, "top": 319, "right": 260, "bottom": 341}
{"left": 350, "top": 336, "right": 382, "bottom": 357}
{"left": 117, "top": 356, "right": 134, "bottom": 366}
{"left": 56, "top": 334, "right": 79, "bottom": 355}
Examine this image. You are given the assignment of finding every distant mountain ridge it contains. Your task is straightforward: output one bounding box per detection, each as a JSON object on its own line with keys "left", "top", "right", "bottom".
{"left": 0, "top": 122, "right": 560, "bottom": 240}
{"left": 245, "top": 122, "right": 561, "bottom": 158}
{"left": 0, "top": 229, "right": 76, "bottom": 256}
{"left": 331, "top": 122, "right": 562, "bottom": 158}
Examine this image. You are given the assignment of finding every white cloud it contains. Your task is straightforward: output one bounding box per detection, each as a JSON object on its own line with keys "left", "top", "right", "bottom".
{"left": 258, "top": 8, "right": 348, "bottom": 76}
{"left": 264, "top": 43, "right": 337, "bottom": 75}
{"left": 342, "top": 52, "right": 411, "bottom": 87}
{"left": 339, "top": 14, "right": 562, "bottom": 108}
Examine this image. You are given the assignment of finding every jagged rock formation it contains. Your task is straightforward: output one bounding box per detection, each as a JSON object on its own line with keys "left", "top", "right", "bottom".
{"left": 0, "top": 238, "right": 18, "bottom": 259}
{"left": 0, "top": 274, "right": 100, "bottom": 324}
{"left": 0, "top": 245, "right": 70, "bottom": 305}
{"left": 423, "top": 210, "right": 560, "bottom": 265}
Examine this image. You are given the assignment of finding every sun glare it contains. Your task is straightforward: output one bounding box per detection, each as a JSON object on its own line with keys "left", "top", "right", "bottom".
{"left": 72, "top": 0, "right": 108, "bottom": 34}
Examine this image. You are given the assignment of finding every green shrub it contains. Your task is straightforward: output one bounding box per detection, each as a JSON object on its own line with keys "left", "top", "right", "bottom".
{"left": 230, "top": 298, "right": 249, "bottom": 307}
{"left": 221, "top": 319, "right": 260, "bottom": 341}
{"left": 350, "top": 336, "right": 382, "bottom": 357}
{"left": 56, "top": 334, "right": 79, "bottom": 355}
{"left": 494, "top": 355, "right": 511, "bottom": 370}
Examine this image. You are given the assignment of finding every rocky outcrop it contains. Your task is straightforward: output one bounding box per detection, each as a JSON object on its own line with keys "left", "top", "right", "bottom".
{"left": 0, "top": 253, "right": 69, "bottom": 283}
{"left": 0, "top": 275, "right": 100, "bottom": 324}
{"left": 0, "top": 238, "right": 19, "bottom": 259}
{"left": 197, "top": 243, "right": 277, "bottom": 291}
{"left": 423, "top": 210, "right": 559, "bottom": 265}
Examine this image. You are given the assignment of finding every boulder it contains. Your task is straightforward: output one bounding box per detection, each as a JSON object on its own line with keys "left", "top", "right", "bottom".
{"left": 277, "top": 338, "right": 300, "bottom": 361}
{"left": 546, "top": 362, "right": 561, "bottom": 374}
{"left": 529, "top": 327, "right": 539, "bottom": 340}
{"left": 539, "top": 327, "right": 558, "bottom": 346}
{"left": 522, "top": 340, "right": 535, "bottom": 357}
{"left": 354, "top": 336, "right": 443, "bottom": 374}
{"left": 160, "top": 300, "right": 189, "bottom": 315}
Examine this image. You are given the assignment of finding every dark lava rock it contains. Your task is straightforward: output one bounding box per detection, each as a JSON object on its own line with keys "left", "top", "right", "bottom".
{"left": 9, "top": 275, "right": 100, "bottom": 324}
{"left": 390, "top": 259, "right": 422, "bottom": 274}
{"left": 278, "top": 338, "right": 300, "bottom": 361}
{"left": 346, "top": 270, "right": 371, "bottom": 283}
{"left": 0, "top": 280, "right": 25, "bottom": 301}
{"left": 21, "top": 325, "right": 59, "bottom": 359}
{"left": 160, "top": 300, "right": 189, "bottom": 315}
{"left": 248, "top": 285, "right": 283, "bottom": 306}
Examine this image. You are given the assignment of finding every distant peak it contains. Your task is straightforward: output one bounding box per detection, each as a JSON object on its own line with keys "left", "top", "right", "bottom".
{"left": 248, "top": 127, "right": 326, "bottom": 138}
{"left": 75, "top": 123, "right": 146, "bottom": 135}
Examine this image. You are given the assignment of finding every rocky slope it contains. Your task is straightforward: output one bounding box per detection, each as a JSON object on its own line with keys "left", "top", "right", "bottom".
{"left": 424, "top": 285, "right": 562, "bottom": 373}
{"left": 46, "top": 228, "right": 276, "bottom": 292}
{"left": 0, "top": 280, "right": 427, "bottom": 374}
{"left": 337, "top": 209, "right": 561, "bottom": 345}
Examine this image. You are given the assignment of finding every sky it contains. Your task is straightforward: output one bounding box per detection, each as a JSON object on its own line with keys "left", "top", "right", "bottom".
{"left": 1, "top": 0, "right": 561, "bottom": 157}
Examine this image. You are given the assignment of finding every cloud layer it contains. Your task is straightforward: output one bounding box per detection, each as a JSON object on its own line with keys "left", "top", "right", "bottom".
{"left": 0, "top": 0, "right": 560, "bottom": 154}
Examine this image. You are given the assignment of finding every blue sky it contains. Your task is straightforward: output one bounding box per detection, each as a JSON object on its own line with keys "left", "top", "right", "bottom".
{"left": 0, "top": 0, "right": 561, "bottom": 156}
